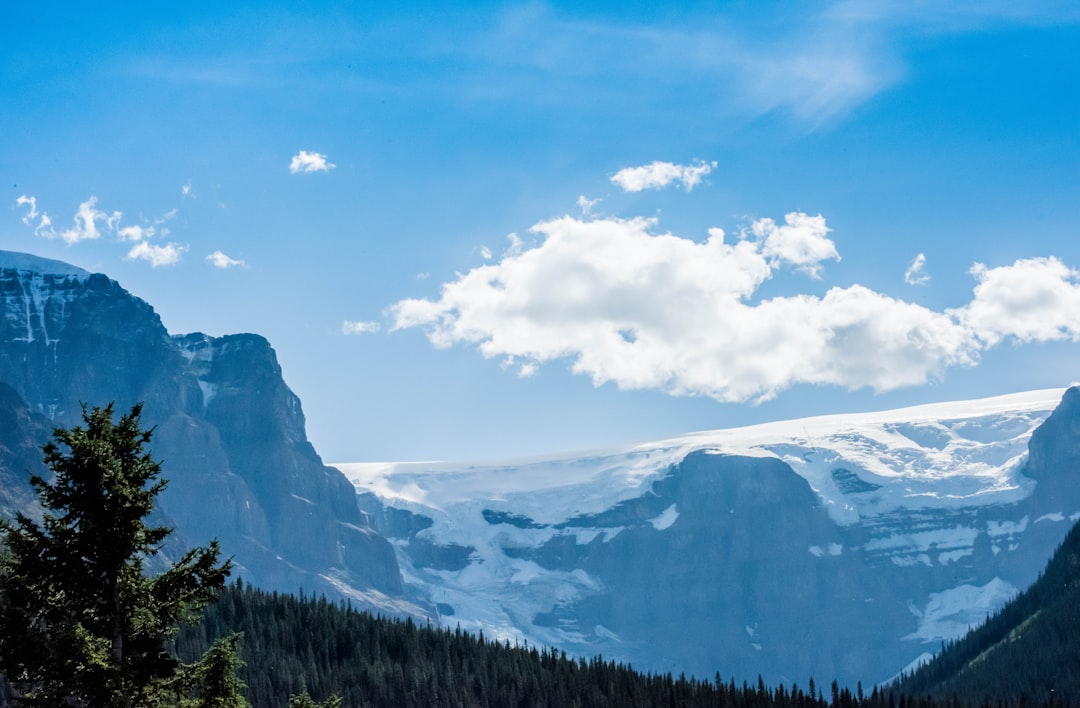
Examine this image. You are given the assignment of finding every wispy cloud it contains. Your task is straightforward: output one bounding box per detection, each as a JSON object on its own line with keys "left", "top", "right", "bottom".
{"left": 342, "top": 320, "right": 380, "bottom": 335}
{"left": 611, "top": 161, "right": 716, "bottom": 193}
{"left": 463, "top": 5, "right": 902, "bottom": 126}
{"left": 391, "top": 210, "right": 1080, "bottom": 402}
{"left": 45, "top": 197, "right": 121, "bottom": 244}
{"left": 905, "top": 252, "right": 929, "bottom": 285}
{"left": 16, "top": 195, "right": 52, "bottom": 237}
{"left": 576, "top": 195, "right": 601, "bottom": 216}
{"left": 206, "top": 250, "right": 245, "bottom": 269}
{"left": 458, "top": 2, "right": 1080, "bottom": 127}
{"left": 15, "top": 195, "right": 188, "bottom": 266}
{"left": 118, "top": 224, "right": 155, "bottom": 242}
{"left": 289, "top": 150, "right": 336, "bottom": 174}
{"left": 16, "top": 195, "right": 39, "bottom": 224}
{"left": 126, "top": 241, "right": 187, "bottom": 267}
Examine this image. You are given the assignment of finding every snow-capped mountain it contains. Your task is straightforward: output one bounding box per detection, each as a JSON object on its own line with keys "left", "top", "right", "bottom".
{"left": 0, "top": 250, "right": 415, "bottom": 615}
{"left": 340, "top": 388, "right": 1080, "bottom": 686}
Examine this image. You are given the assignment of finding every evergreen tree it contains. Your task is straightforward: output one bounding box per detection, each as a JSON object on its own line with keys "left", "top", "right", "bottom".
{"left": 0, "top": 403, "right": 231, "bottom": 707}
{"left": 180, "top": 633, "right": 250, "bottom": 708}
{"left": 287, "top": 691, "right": 342, "bottom": 708}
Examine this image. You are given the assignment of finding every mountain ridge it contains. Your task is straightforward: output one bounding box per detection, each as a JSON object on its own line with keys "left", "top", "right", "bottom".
{"left": 0, "top": 248, "right": 419, "bottom": 616}
{"left": 344, "top": 386, "right": 1080, "bottom": 686}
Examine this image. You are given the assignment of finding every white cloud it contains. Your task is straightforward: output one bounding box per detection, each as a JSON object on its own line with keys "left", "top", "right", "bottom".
{"left": 181, "top": 181, "right": 193, "bottom": 197}
{"left": 118, "top": 225, "right": 155, "bottom": 242}
{"left": 750, "top": 212, "right": 839, "bottom": 278}
{"left": 16, "top": 195, "right": 53, "bottom": 237}
{"left": 905, "top": 252, "right": 930, "bottom": 285}
{"left": 957, "top": 257, "right": 1080, "bottom": 346}
{"left": 126, "top": 241, "right": 187, "bottom": 267}
{"left": 55, "top": 197, "right": 119, "bottom": 244}
{"left": 480, "top": 246, "right": 493, "bottom": 260}
{"left": 611, "top": 160, "right": 716, "bottom": 192}
{"left": 17, "top": 196, "right": 122, "bottom": 244}
{"left": 576, "top": 195, "right": 601, "bottom": 216}
{"left": 16, "top": 195, "right": 38, "bottom": 224}
{"left": 206, "top": 250, "right": 245, "bottom": 269}
{"left": 342, "top": 320, "right": 381, "bottom": 335}
{"left": 289, "top": 150, "right": 336, "bottom": 174}
{"left": 15, "top": 195, "right": 191, "bottom": 266}
{"left": 391, "top": 211, "right": 1080, "bottom": 404}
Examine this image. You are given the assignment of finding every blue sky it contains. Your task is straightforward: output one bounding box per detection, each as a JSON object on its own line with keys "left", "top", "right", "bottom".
{"left": 3, "top": 2, "right": 1080, "bottom": 462}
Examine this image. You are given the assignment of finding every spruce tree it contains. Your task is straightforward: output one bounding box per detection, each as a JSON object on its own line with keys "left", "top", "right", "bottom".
{"left": 180, "top": 633, "right": 250, "bottom": 708}
{"left": 0, "top": 403, "right": 231, "bottom": 707}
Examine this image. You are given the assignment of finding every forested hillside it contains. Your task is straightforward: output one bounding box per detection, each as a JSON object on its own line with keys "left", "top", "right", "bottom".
{"left": 895, "top": 518, "right": 1080, "bottom": 706}
{"left": 179, "top": 582, "right": 914, "bottom": 708}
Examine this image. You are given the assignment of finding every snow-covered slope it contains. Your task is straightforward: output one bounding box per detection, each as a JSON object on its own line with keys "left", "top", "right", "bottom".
{"left": 340, "top": 388, "right": 1080, "bottom": 686}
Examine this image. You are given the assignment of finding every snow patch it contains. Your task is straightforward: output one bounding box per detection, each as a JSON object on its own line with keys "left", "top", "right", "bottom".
{"left": 649, "top": 504, "right": 679, "bottom": 530}
{"left": 864, "top": 526, "right": 979, "bottom": 557}
{"left": 197, "top": 380, "right": 217, "bottom": 407}
{"left": 937, "top": 548, "right": 973, "bottom": 565}
{"left": 905, "top": 578, "right": 1019, "bottom": 644}
{"left": 0, "top": 250, "right": 91, "bottom": 279}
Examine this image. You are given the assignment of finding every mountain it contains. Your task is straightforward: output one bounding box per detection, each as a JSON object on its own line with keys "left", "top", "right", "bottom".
{"left": 0, "top": 250, "right": 418, "bottom": 616}
{"left": 342, "top": 388, "right": 1080, "bottom": 687}
{"left": 7, "top": 248, "right": 1080, "bottom": 691}
{"left": 895, "top": 512, "right": 1080, "bottom": 705}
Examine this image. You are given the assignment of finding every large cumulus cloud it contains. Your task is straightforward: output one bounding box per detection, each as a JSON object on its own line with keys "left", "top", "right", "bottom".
{"left": 390, "top": 211, "right": 1075, "bottom": 403}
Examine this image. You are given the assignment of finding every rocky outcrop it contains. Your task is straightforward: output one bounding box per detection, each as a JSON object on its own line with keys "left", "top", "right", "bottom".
{"left": 0, "top": 250, "right": 409, "bottom": 612}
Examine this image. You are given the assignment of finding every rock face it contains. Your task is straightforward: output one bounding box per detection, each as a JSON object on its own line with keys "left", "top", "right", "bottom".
{"left": 343, "top": 390, "right": 1080, "bottom": 687}
{"left": 0, "top": 250, "right": 412, "bottom": 613}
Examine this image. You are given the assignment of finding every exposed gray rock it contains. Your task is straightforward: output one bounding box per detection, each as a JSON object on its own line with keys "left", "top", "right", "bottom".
{"left": 0, "top": 250, "right": 412, "bottom": 614}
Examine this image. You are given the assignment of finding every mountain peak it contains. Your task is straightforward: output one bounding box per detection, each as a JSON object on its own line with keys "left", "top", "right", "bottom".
{"left": 0, "top": 250, "right": 91, "bottom": 280}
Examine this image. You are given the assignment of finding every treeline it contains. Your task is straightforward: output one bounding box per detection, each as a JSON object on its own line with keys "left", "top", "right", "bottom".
{"left": 179, "top": 581, "right": 940, "bottom": 708}
{"left": 894, "top": 520, "right": 1080, "bottom": 707}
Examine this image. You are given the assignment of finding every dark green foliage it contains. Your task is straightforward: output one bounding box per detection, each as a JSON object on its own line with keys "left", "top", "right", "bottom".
{"left": 895, "top": 518, "right": 1080, "bottom": 707}
{"left": 178, "top": 581, "right": 944, "bottom": 708}
{"left": 288, "top": 691, "right": 342, "bottom": 708}
{"left": 0, "top": 403, "right": 231, "bottom": 707}
{"left": 180, "top": 633, "right": 251, "bottom": 708}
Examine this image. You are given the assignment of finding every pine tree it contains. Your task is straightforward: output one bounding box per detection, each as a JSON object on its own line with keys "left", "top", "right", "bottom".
{"left": 0, "top": 403, "right": 232, "bottom": 707}
{"left": 180, "top": 633, "right": 250, "bottom": 708}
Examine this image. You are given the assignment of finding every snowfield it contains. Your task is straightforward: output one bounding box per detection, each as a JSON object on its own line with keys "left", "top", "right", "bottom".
{"left": 335, "top": 388, "right": 1073, "bottom": 683}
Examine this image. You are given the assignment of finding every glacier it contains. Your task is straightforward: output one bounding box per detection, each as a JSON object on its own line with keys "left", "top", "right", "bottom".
{"left": 339, "top": 388, "right": 1080, "bottom": 686}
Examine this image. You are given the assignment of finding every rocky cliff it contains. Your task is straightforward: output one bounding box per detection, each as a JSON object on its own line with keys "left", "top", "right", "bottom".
{"left": 345, "top": 390, "right": 1080, "bottom": 686}
{"left": 0, "top": 250, "right": 413, "bottom": 614}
